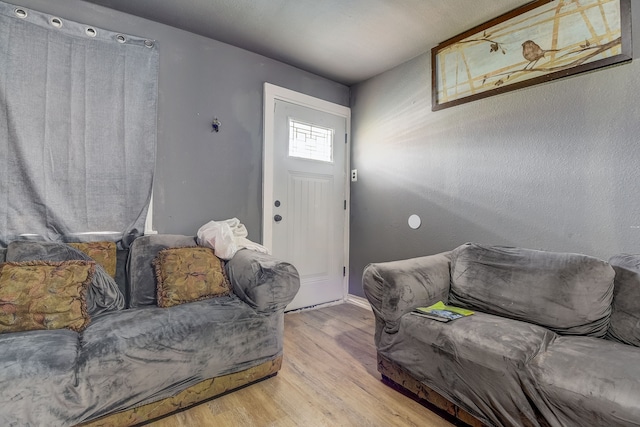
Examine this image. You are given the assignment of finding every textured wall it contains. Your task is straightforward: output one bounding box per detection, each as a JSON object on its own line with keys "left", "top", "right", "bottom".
{"left": 10, "top": 0, "right": 349, "bottom": 242}
{"left": 349, "top": 5, "right": 640, "bottom": 297}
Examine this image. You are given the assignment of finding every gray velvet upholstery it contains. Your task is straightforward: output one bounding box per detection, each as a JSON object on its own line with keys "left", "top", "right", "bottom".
{"left": 529, "top": 336, "right": 640, "bottom": 426}
{"left": 127, "top": 234, "right": 197, "bottom": 307}
{"left": 362, "top": 252, "right": 451, "bottom": 341}
{"left": 114, "top": 249, "right": 129, "bottom": 303}
{"left": 74, "top": 297, "right": 282, "bottom": 423}
{"left": 363, "top": 243, "right": 640, "bottom": 427}
{"left": 607, "top": 254, "right": 640, "bottom": 346}
{"left": 450, "top": 243, "right": 615, "bottom": 337}
{"left": 0, "top": 329, "right": 81, "bottom": 426}
{"left": 381, "top": 312, "right": 555, "bottom": 426}
{"left": 226, "top": 249, "right": 301, "bottom": 313}
{"left": 0, "top": 234, "right": 299, "bottom": 426}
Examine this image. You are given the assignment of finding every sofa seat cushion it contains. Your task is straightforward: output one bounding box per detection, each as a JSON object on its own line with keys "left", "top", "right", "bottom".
{"left": 450, "top": 243, "right": 615, "bottom": 337}
{"left": 0, "top": 329, "right": 83, "bottom": 426}
{"left": 74, "top": 295, "right": 282, "bottom": 424}
{"left": 379, "top": 311, "right": 555, "bottom": 427}
{"left": 530, "top": 336, "right": 640, "bottom": 426}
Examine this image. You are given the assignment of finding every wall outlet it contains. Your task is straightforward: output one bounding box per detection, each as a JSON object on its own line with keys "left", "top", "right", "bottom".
{"left": 351, "top": 169, "right": 358, "bottom": 182}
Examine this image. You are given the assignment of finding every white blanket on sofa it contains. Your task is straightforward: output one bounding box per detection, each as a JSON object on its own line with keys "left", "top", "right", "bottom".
{"left": 197, "top": 218, "right": 269, "bottom": 260}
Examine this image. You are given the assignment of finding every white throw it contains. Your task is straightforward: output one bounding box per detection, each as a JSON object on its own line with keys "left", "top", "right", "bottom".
{"left": 196, "top": 218, "right": 269, "bottom": 260}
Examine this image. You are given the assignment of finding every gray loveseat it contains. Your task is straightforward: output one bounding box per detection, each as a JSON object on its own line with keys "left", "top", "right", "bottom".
{"left": 0, "top": 234, "right": 299, "bottom": 426}
{"left": 363, "top": 242, "right": 640, "bottom": 427}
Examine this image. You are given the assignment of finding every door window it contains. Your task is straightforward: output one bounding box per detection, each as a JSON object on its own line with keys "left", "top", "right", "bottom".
{"left": 288, "top": 119, "right": 334, "bottom": 163}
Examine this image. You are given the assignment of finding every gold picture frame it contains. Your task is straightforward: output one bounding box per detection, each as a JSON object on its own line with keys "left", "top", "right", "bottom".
{"left": 431, "top": 0, "right": 632, "bottom": 111}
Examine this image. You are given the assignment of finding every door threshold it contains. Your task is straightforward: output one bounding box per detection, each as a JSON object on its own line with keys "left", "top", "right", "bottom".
{"left": 284, "top": 298, "right": 344, "bottom": 314}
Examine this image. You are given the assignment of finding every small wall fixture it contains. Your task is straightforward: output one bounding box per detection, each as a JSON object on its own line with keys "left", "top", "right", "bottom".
{"left": 408, "top": 214, "right": 422, "bottom": 230}
{"left": 211, "top": 117, "right": 221, "bottom": 133}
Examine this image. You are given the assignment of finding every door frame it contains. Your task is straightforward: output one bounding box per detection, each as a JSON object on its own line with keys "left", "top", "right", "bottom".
{"left": 262, "top": 82, "right": 351, "bottom": 304}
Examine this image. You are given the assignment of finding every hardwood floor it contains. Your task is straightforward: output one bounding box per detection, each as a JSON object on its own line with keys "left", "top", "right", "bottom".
{"left": 148, "top": 303, "right": 454, "bottom": 427}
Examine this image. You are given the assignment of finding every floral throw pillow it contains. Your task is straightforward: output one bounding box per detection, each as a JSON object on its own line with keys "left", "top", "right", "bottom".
{"left": 0, "top": 260, "right": 94, "bottom": 334}
{"left": 154, "top": 247, "right": 231, "bottom": 308}
{"left": 68, "top": 241, "right": 117, "bottom": 278}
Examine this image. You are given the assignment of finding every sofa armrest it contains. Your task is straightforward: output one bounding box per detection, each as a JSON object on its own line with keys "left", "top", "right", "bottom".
{"left": 225, "top": 249, "right": 300, "bottom": 313}
{"left": 362, "top": 251, "right": 451, "bottom": 338}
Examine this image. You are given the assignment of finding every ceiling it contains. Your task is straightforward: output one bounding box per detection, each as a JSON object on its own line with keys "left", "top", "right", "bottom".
{"left": 80, "top": 0, "right": 531, "bottom": 86}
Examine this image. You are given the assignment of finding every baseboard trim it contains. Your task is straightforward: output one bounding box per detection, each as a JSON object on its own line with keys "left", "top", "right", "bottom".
{"left": 285, "top": 295, "right": 371, "bottom": 313}
{"left": 285, "top": 298, "right": 344, "bottom": 313}
{"left": 345, "top": 294, "right": 371, "bottom": 311}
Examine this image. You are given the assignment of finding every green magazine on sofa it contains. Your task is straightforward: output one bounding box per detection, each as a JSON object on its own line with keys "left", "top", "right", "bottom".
{"left": 412, "top": 300, "right": 474, "bottom": 322}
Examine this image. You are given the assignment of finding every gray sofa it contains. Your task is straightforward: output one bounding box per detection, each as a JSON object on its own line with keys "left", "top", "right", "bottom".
{"left": 363, "top": 242, "right": 640, "bottom": 427}
{"left": 0, "top": 234, "right": 299, "bottom": 426}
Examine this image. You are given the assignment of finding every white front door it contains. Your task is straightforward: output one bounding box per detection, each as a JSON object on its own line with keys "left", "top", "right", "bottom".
{"left": 263, "top": 84, "right": 350, "bottom": 311}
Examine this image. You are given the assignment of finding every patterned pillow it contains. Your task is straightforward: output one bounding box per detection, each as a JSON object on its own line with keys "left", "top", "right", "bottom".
{"left": 153, "top": 247, "right": 231, "bottom": 308}
{"left": 6, "top": 241, "right": 124, "bottom": 316}
{"left": 68, "top": 241, "right": 117, "bottom": 278}
{"left": 0, "top": 260, "right": 94, "bottom": 334}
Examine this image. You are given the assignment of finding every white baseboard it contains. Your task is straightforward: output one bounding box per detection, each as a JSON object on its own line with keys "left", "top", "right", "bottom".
{"left": 284, "top": 294, "right": 372, "bottom": 313}
{"left": 285, "top": 298, "right": 344, "bottom": 313}
{"left": 345, "top": 294, "right": 371, "bottom": 311}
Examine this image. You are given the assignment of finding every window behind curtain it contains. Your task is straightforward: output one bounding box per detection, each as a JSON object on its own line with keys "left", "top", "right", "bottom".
{"left": 0, "top": 2, "right": 158, "bottom": 248}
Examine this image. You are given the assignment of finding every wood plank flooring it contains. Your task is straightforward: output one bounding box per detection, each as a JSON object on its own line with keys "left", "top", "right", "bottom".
{"left": 148, "top": 303, "right": 454, "bottom": 427}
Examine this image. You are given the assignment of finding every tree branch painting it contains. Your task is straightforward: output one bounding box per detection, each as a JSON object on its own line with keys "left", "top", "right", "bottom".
{"left": 431, "top": 0, "right": 632, "bottom": 111}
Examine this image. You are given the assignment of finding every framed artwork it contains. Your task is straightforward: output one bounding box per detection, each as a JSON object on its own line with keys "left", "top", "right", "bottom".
{"left": 431, "top": 0, "right": 632, "bottom": 111}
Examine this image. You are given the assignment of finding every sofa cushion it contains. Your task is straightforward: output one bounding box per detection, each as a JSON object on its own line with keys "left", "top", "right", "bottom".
{"left": 529, "top": 336, "right": 640, "bottom": 426}
{"left": 0, "top": 260, "right": 93, "bottom": 333}
{"left": 68, "top": 241, "right": 117, "bottom": 278}
{"left": 127, "top": 234, "right": 197, "bottom": 307}
{"left": 607, "top": 254, "right": 640, "bottom": 346}
{"left": 154, "top": 247, "right": 231, "bottom": 308}
{"left": 0, "top": 329, "right": 82, "bottom": 426}
{"left": 379, "top": 311, "right": 555, "bottom": 426}
{"left": 449, "top": 243, "right": 615, "bottom": 337}
{"left": 76, "top": 295, "right": 282, "bottom": 422}
{"left": 6, "top": 241, "right": 125, "bottom": 316}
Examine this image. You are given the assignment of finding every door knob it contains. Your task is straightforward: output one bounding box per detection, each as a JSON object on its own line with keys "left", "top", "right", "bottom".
{"left": 274, "top": 214, "right": 283, "bottom": 222}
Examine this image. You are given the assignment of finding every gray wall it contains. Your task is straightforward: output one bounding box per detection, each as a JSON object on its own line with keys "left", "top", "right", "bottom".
{"left": 11, "top": 0, "right": 349, "bottom": 242}
{"left": 349, "top": 5, "right": 640, "bottom": 297}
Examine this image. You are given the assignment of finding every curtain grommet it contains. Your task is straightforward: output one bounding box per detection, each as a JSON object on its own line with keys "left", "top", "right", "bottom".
{"left": 50, "top": 17, "right": 63, "bottom": 28}
{"left": 116, "top": 34, "right": 126, "bottom": 43}
{"left": 144, "top": 40, "right": 154, "bottom": 48}
{"left": 14, "top": 8, "right": 27, "bottom": 18}
{"left": 86, "top": 27, "right": 97, "bottom": 37}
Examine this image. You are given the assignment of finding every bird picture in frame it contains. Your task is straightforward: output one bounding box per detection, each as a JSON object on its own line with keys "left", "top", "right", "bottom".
{"left": 431, "top": 0, "right": 631, "bottom": 111}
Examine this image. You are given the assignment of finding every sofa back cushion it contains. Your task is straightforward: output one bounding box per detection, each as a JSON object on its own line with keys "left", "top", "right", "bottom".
{"left": 449, "top": 243, "right": 615, "bottom": 337}
{"left": 607, "top": 254, "right": 640, "bottom": 346}
{"left": 127, "top": 234, "right": 197, "bottom": 308}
